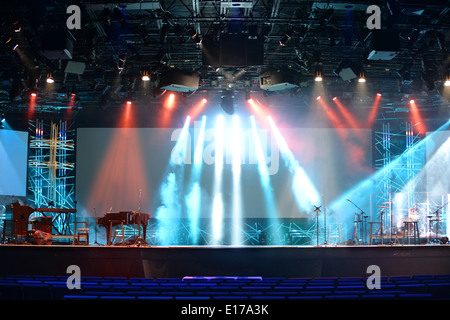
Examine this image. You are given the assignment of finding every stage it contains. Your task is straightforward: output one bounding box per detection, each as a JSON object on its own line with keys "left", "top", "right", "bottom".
{"left": 1, "top": 244, "right": 449, "bottom": 279}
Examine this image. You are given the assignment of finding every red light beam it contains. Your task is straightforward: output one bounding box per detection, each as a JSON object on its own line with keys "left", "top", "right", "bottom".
{"left": 189, "top": 98, "right": 208, "bottom": 120}
{"left": 366, "top": 93, "right": 381, "bottom": 128}
{"left": 409, "top": 100, "right": 426, "bottom": 135}
{"left": 332, "top": 97, "right": 362, "bottom": 129}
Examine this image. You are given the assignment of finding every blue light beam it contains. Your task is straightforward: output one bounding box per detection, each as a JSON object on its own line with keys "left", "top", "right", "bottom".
{"left": 267, "top": 116, "right": 321, "bottom": 213}
{"left": 251, "top": 116, "right": 280, "bottom": 241}
{"left": 186, "top": 115, "right": 206, "bottom": 244}
{"left": 156, "top": 116, "right": 191, "bottom": 245}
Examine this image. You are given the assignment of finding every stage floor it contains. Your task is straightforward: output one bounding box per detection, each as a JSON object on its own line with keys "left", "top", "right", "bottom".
{"left": 1, "top": 244, "right": 449, "bottom": 279}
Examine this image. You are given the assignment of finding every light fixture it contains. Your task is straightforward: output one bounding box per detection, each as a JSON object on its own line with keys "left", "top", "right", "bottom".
{"left": 186, "top": 25, "right": 201, "bottom": 44}
{"left": 279, "top": 29, "right": 295, "bottom": 46}
{"left": 314, "top": 65, "right": 323, "bottom": 82}
{"left": 221, "top": 91, "right": 234, "bottom": 115}
{"left": 142, "top": 70, "right": 150, "bottom": 81}
{"left": 46, "top": 73, "right": 54, "bottom": 83}
{"left": 444, "top": 73, "right": 450, "bottom": 86}
{"left": 358, "top": 73, "right": 366, "bottom": 83}
{"left": 4, "top": 36, "right": 18, "bottom": 51}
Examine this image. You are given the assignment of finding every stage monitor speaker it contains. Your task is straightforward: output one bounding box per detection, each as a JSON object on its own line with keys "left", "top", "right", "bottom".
{"left": 367, "top": 30, "right": 399, "bottom": 60}
{"left": 259, "top": 70, "right": 299, "bottom": 91}
{"left": 202, "top": 34, "right": 264, "bottom": 67}
{"left": 338, "top": 67, "right": 357, "bottom": 81}
{"left": 160, "top": 69, "right": 199, "bottom": 92}
{"left": 64, "top": 61, "right": 86, "bottom": 75}
{"left": 41, "top": 29, "right": 74, "bottom": 60}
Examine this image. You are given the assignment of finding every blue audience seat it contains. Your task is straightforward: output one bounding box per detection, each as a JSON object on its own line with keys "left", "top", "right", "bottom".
{"left": 0, "top": 274, "right": 449, "bottom": 300}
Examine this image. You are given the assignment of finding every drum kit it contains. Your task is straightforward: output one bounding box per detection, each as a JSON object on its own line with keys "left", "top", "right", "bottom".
{"left": 372, "top": 200, "right": 447, "bottom": 244}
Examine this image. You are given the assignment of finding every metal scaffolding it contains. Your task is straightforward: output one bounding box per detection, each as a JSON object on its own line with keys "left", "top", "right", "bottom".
{"left": 27, "top": 119, "right": 75, "bottom": 234}
{"left": 374, "top": 121, "right": 428, "bottom": 241}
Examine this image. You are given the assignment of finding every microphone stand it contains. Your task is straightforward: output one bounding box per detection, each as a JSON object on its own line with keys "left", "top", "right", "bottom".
{"left": 322, "top": 195, "right": 327, "bottom": 245}
{"left": 313, "top": 205, "right": 321, "bottom": 246}
{"left": 429, "top": 201, "right": 448, "bottom": 243}
{"left": 92, "top": 207, "right": 102, "bottom": 246}
{"left": 134, "top": 189, "right": 146, "bottom": 246}
{"left": 347, "top": 199, "right": 366, "bottom": 245}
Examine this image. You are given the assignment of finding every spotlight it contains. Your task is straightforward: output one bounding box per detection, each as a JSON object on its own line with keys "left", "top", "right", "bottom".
{"left": 377, "top": 93, "right": 382, "bottom": 96}
{"left": 314, "top": 66, "right": 323, "bottom": 82}
{"left": 316, "top": 96, "right": 321, "bottom": 100}
{"left": 142, "top": 70, "right": 150, "bottom": 81}
{"left": 410, "top": 99, "right": 415, "bottom": 104}
{"left": 358, "top": 71, "right": 366, "bottom": 83}
{"left": 445, "top": 78, "right": 450, "bottom": 87}
{"left": 46, "top": 73, "right": 54, "bottom": 84}
{"left": 332, "top": 97, "right": 337, "bottom": 100}
{"left": 1, "top": 113, "right": 5, "bottom": 122}
{"left": 31, "top": 92, "right": 37, "bottom": 97}
{"left": 186, "top": 25, "right": 201, "bottom": 44}
{"left": 126, "top": 100, "right": 132, "bottom": 105}
{"left": 221, "top": 92, "right": 234, "bottom": 115}
{"left": 248, "top": 98, "right": 254, "bottom": 103}
{"left": 202, "top": 98, "right": 207, "bottom": 103}
{"left": 279, "top": 28, "right": 295, "bottom": 46}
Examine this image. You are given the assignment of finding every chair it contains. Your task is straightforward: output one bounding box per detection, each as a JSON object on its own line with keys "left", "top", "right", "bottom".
{"left": 328, "top": 224, "right": 341, "bottom": 244}
{"left": 368, "top": 221, "right": 381, "bottom": 245}
{"left": 72, "top": 221, "right": 89, "bottom": 245}
{"left": 403, "top": 221, "right": 420, "bottom": 245}
{"left": 109, "top": 220, "right": 125, "bottom": 245}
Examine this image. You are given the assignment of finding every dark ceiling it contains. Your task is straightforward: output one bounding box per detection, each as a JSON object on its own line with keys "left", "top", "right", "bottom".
{"left": 1, "top": 0, "right": 450, "bottom": 127}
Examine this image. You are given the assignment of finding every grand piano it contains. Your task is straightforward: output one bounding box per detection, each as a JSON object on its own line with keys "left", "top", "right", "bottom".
{"left": 97, "top": 211, "right": 151, "bottom": 245}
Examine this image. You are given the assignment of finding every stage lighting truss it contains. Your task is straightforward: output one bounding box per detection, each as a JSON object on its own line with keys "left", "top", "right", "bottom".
{"left": 27, "top": 119, "right": 76, "bottom": 235}
{"left": 373, "top": 121, "right": 436, "bottom": 240}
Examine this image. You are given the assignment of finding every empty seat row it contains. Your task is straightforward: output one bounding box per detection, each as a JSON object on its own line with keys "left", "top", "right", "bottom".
{"left": 1, "top": 275, "right": 449, "bottom": 300}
